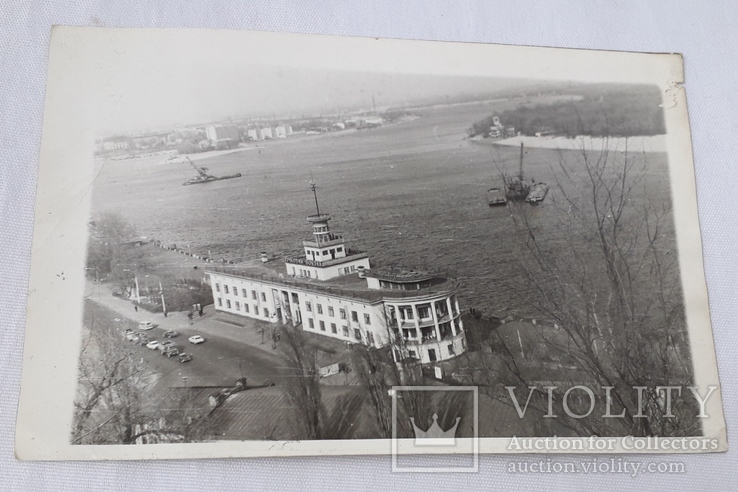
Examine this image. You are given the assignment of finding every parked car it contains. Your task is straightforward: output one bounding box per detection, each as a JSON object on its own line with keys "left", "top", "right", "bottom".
{"left": 157, "top": 340, "right": 176, "bottom": 352}
{"left": 138, "top": 321, "right": 156, "bottom": 331}
{"left": 126, "top": 332, "right": 138, "bottom": 342}
{"left": 188, "top": 335, "right": 205, "bottom": 345}
{"left": 136, "top": 334, "right": 150, "bottom": 346}
{"left": 163, "top": 347, "right": 180, "bottom": 358}
{"left": 123, "top": 328, "right": 134, "bottom": 337}
{"left": 177, "top": 353, "right": 192, "bottom": 363}
{"left": 163, "top": 330, "right": 179, "bottom": 338}
{"left": 146, "top": 340, "right": 160, "bottom": 350}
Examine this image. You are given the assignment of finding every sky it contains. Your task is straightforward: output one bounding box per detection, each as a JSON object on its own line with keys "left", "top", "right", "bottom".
{"left": 95, "top": 64, "right": 531, "bottom": 136}
{"left": 80, "top": 29, "right": 671, "bottom": 137}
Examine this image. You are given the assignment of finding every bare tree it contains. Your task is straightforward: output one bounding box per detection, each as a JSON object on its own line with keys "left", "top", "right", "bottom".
{"left": 278, "top": 323, "right": 326, "bottom": 439}
{"left": 72, "top": 302, "right": 154, "bottom": 444}
{"left": 469, "top": 140, "right": 696, "bottom": 437}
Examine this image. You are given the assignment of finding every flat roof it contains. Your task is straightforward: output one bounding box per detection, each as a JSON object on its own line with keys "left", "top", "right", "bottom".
{"left": 206, "top": 261, "right": 456, "bottom": 303}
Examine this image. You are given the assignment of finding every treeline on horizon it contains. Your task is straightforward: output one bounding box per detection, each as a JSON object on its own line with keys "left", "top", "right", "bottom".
{"left": 469, "top": 84, "right": 666, "bottom": 138}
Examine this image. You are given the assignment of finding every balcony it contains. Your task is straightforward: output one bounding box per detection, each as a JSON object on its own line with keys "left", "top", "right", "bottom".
{"left": 402, "top": 328, "right": 463, "bottom": 346}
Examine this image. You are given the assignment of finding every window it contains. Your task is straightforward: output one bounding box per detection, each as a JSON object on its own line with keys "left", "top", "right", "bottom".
{"left": 253, "top": 304, "right": 258, "bottom": 313}
{"left": 308, "top": 318, "right": 314, "bottom": 329}
{"left": 328, "top": 306, "right": 334, "bottom": 317}
{"left": 417, "top": 306, "right": 430, "bottom": 319}
{"left": 339, "top": 309, "right": 347, "bottom": 320}
{"left": 331, "top": 323, "right": 337, "bottom": 334}
{"left": 224, "top": 285, "right": 229, "bottom": 294}
{"left": 448, "top": 344, "right": 455, "bottom": 355}
{"left": 235, "top": 301, "right": 240, "bottom": 311}
{"left": 242, "top": 288, "right": 248, "bottom": 297}
{"left": 461, "top": 338, "right": 466, "bottom": 349}
{"left": 354, "top": 328, "right": 362, "bottom": 341}
{"left": 337, "top": 247, "right": 343, "bottom": 252}
{"left": 263, "top": 308, "right": 269, "bottom": 317}
{"left": 215, "top": 283, "right": 220, "bottom": 292}
{"left": 226, "top": 300, "right": 231, "bottom": 308}
{"left": 322, "top": 250, "right": 328, "bottom": 256}
{"left": 342, "top": 326, "right": 349, "bottom": 337}
{"left": 233, "top": 287, "right": 238, "bottom": 296}
{"left": 305, "top": 301, "right": 312, "bottom": 312}
{"left": 260, "top": 292, "right": 266, "bottom": 302}
{"left": 408, "top": 349, "right": 417, "bottom": 359}
{"left": 317, "top": 304, "right": 323, "bottom": 315}
{"left": 363, "top": 313, "right": 371, "bottom": 325}
{"left": 367, "top": 331, "right": 375, "bottom": 346}
{"left": 244, "top": 304, "right": 250, "bottom": 313}
{"left": 251, "top": 290, "right": 257, "bottom": 300}
{"left": 351, "top": 311, "right": 358, "bottom": 322}
{"left": 217, "top": 298, "right": 222, "bottom": 307}
{"left": 319, "top": 321, "right": 326, "bottom": 331}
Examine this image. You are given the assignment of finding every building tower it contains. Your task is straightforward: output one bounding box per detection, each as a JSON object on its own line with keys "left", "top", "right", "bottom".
{"left": 284, "top": 183, "right": 371, "bottom": 280}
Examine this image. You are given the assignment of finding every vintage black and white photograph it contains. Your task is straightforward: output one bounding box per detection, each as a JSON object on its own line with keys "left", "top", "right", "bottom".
{"left": 15, "top": 28, "right": 725, "bottom": 460}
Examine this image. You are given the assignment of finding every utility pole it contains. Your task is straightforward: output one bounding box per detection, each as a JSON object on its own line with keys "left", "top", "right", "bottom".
{"left": 134, "top": 275, "right": 141, "bottom": 303}
{"left": 159, "top": 280, "right": 166, "bottom": 314}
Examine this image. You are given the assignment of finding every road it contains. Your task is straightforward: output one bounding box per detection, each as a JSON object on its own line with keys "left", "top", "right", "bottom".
{"left": 129, "top": 324, "right": 291, "bottom": 390}
{"left": 85, "top": 285, "right": 292, "bottom": 391}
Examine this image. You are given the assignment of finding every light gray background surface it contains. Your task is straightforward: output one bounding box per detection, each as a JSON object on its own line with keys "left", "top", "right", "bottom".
{"left": 1, "top": 1, "right": 736, "bottom": 490}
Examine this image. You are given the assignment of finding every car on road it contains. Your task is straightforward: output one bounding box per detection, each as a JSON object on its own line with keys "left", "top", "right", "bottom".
{"left": 136, "top": 334, "right": 150, "bottom": 346}
{"left": 188, "top": 335, "right": 205, "bottom": 345}
{"left": 163, "top": 330, "right": 179, "bottom": 338}
{"left": 146, "top": 340, "right": 160, "bottom": 350}
{"left": 157, "top": 340, "right": 176, "bottom": 352}
{"left": 123, "top": 328, "right": 134, "bottom": 338}
{"left": 163, "top": 346, "right": 180, "bottom": 357}
{"left": 138, "top": 321, "right": 156, "bottom": 331}
{"left": 177, "top": 353, "right": 192, "bottom": 363}
{"left": 126, "top": 331, "right": 138, "bottom": 342}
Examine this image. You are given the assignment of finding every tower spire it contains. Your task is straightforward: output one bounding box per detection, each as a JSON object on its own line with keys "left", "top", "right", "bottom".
{"left": 309, "top": 179, "right": 321, "bottom": 217}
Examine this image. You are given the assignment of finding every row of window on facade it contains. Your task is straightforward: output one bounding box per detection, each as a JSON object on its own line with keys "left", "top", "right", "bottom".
{"left": 217, "top": 297, "right": 271, "bottom": 317}
{"left": 304, "top": 301, "right": 370, "bottom": 325}
{"left": 306, "top": 246, "right": 343, "bottom": 257}
{"left": 305, "top": 317, "right": 376, "bottom": 345}
{"left": 400, "top": 339, "right": 464, "bottom": 362}
{"left": 215, "top": 283, "right": 267, "bottom": 302}
{"left": 214, "top": 282, "right": 371, "bottom": 326}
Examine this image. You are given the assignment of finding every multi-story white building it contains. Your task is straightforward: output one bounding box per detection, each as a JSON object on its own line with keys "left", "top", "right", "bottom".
{"left": 259, "top": 127, "right": 273, "bottom": 140}
{"left": 206, "top": 204, "right": 467, "bottom": 364}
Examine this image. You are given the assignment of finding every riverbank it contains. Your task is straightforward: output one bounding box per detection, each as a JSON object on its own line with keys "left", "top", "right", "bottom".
{"left": 488, "top": 134, "right": 667, "bottom": 153}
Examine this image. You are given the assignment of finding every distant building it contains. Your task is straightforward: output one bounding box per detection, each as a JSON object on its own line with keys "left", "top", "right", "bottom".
{"left": 285, "top": 125, "right": 293, "bottom": 135}
{"left": 247, "top": 129, "right": 259, "bottom": 141}
{"left": 206, "top": 125, "right": 240, "bottom": 144}
{"left": 259, "top": 127, "right": 273, "bottom": 140}
{"left": 332, "top": 122, "right": 345, "bottom": 130}
{"left": 357, "top": 117, "right": 383, "bottom": 129}
{"left": 274, "top": 126, "right": 287, "bottom": 139}
{"left": 487, "top": 116, "right": 506, "bottom": 138}
{"left": 102, "top": 139, "right": 129, "bottom": 151}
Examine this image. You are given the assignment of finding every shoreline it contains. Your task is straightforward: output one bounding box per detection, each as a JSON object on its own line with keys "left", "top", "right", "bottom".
{"left": 487, "top": 134, "right": 667, "bottom": 153}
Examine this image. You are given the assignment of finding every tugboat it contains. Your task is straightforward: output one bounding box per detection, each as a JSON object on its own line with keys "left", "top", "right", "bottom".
{"left": 487, "top": 187, "right": 507, "bottom": 206}
{"left": 504, "top": 143, "right": 531, "bottom": 202}
{"left": 488, "top": 142, "right": 549, "bottom": 206}
{"left": 182, "top": 157, "right": 242, "bottom": 186}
